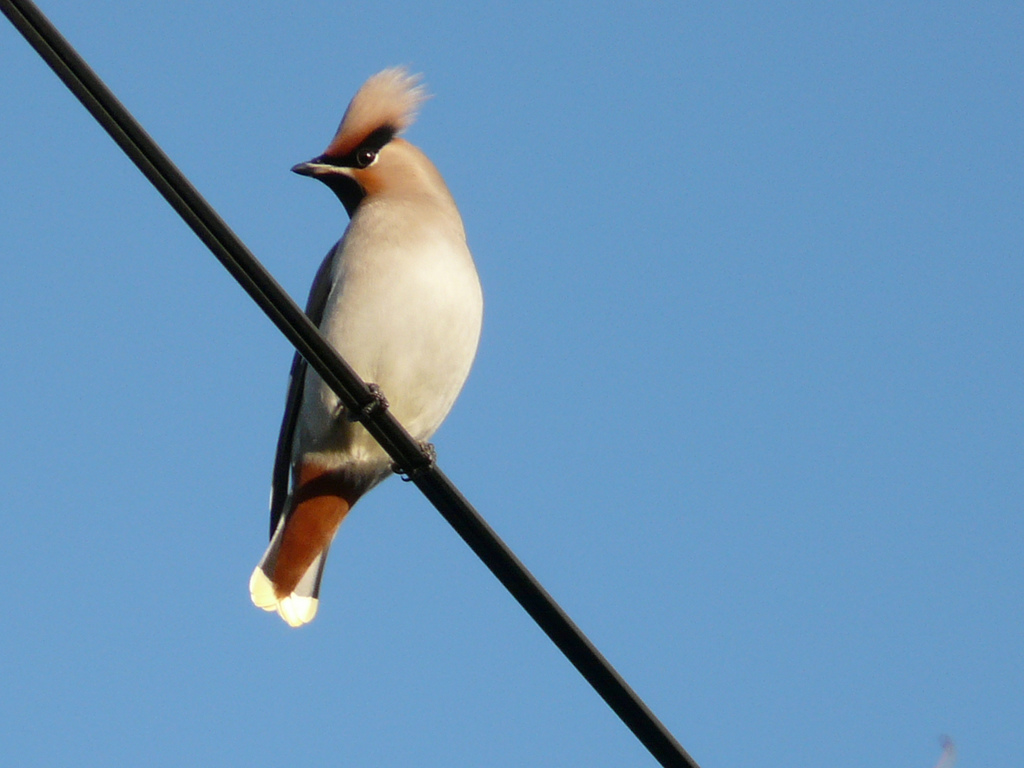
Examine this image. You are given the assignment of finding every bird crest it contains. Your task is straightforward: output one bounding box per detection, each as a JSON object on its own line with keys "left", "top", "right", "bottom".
{"left": 324, "top": 67, "right": 428, "bottom": 158}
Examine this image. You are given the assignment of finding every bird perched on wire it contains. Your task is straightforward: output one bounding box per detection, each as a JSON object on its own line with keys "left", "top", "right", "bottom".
{"left": 249, "top": 68, "right": 483, "bottom": 627}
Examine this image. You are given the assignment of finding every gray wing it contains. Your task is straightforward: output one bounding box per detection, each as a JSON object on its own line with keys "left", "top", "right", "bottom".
{"left": 268, "top": 245, "right": 341, "bottom": 538}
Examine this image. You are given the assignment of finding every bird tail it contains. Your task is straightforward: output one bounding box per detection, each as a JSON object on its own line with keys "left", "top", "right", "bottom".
{"left": 250, "top": 473, "right": 354, "bottom": 627}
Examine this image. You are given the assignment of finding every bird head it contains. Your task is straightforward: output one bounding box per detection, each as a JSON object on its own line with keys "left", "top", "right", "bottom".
{"left": 292, "top": 67, "right": 440, "bottom": 216}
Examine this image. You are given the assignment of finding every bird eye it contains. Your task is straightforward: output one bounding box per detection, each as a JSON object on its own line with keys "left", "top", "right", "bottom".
{"left": 354, "top": 148, "right": 377, "bottom": 168}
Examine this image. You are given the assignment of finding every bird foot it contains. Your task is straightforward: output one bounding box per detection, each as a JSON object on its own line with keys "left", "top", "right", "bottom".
{"left": 347, "top": 383, "right": 390, "bottom": 422}
{"left": 393, "top": 441, "right": 436, "bottom": 481}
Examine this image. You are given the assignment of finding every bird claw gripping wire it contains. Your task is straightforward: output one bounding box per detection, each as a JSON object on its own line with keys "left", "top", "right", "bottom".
{"left": 348, "top": 382, "right": 390, "bottom": 422}
{"left": 393, "top": 441, "right": 436, "bottom": 481}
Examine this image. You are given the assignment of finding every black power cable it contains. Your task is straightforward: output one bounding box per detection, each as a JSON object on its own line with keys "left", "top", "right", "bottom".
{"left": 1, "top": 2, "right": 701, "bottom": 766}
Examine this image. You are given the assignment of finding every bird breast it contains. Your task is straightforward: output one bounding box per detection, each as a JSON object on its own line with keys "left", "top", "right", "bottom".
{"left": 298, "top": 196, "right": 483, "bottom": 464}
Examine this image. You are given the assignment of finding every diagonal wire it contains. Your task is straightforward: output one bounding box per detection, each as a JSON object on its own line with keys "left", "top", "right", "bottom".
{"left": 1, "top": 1, "right": 701, "bottom": 766}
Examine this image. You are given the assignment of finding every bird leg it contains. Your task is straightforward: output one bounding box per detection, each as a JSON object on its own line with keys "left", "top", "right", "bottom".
{"left": 393, "top": 441, "right": 436, "bottom": 481}
{"left": 347, "top": 382, "right": 390, "bottom": 422}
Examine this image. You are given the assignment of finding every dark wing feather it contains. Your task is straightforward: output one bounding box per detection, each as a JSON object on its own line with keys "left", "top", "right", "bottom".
{"left": 268, "top": 245, "right": 342, "bottom": 538}
{"left": 268, "top": 351, "right": 306, "bottom": 537}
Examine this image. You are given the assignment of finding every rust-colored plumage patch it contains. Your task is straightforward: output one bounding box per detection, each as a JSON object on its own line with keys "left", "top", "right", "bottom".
{"left": 323, "top": 67, "right": 427, "bottom": 158}
{"left": 271, "top": 463, "right": 359, "bottom": 598}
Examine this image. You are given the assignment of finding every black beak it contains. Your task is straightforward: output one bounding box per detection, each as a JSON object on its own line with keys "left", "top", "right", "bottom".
{"left": 291, "top": 158, "right": 322, "bottom": 177}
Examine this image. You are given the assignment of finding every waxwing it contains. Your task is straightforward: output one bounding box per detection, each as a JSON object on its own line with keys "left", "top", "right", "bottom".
{"left": 250, "top": 68, "right": 483, "bottom": 626}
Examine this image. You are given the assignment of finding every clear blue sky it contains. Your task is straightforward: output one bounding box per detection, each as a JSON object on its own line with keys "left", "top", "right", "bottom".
{"left": 1, "top": 2, "right": 1020, "bottom": 766}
